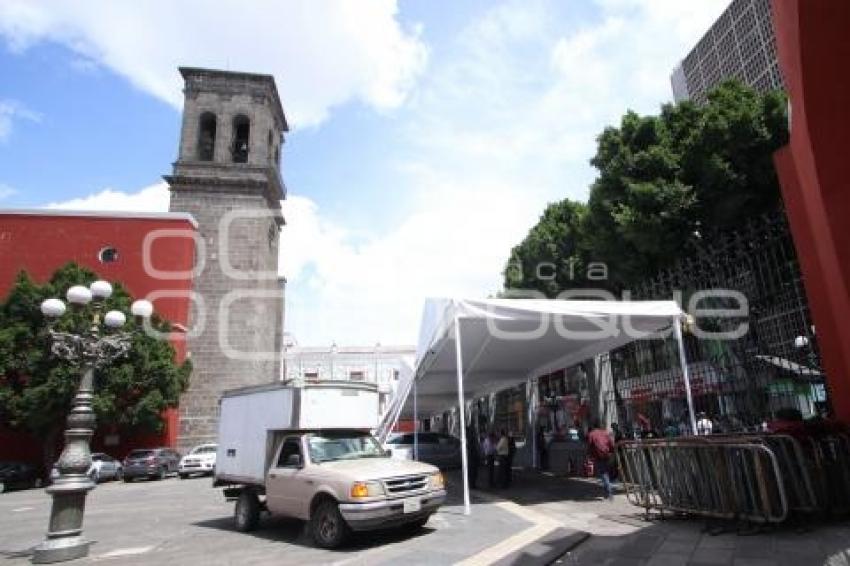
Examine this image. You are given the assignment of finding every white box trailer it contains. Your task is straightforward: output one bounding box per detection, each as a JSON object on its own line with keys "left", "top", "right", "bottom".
{"left": 215, "top": 381, "right": 379, "bottom": 485}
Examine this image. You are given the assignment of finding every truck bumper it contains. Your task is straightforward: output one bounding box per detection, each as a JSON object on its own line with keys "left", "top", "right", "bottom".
{"left": 338, "top": 490, "right": 447, "bottom": 531}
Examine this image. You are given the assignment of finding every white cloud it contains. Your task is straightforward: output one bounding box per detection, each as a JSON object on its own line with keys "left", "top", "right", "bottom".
{"left": 44, "top": 181, "right": 169, "bottom": 211}
{"left": 0, "top": 99, "right": 41, "bottom": 142}
{"left": 32, "top": 0, "right": 731, "bottom": 346}
{"left": 0, "top": 182, "right": 16, "bottom": 200}
{"left": 0, "top": 0, "right": 427, "bottom": 127}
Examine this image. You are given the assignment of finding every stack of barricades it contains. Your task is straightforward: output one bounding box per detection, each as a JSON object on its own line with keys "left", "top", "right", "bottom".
{"left": 616, "top": 432, "right": 850, "bottom": 523}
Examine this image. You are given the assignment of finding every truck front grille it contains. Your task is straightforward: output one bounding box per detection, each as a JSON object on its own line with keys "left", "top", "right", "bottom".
{"left": 383, "top": 474, "right": 429, "bottom": 495}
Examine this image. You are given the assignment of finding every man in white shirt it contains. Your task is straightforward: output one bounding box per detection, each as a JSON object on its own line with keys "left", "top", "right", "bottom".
{"left": 696, "top": 412, "right": 713, "bottom": 435}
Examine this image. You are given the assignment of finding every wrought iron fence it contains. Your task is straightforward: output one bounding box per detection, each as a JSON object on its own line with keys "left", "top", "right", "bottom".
{"left": 609, "top": 210, "right": 827, "bottom": 436}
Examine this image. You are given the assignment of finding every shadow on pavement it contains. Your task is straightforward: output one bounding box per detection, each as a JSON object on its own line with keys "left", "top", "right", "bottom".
{"left": 192, "top": 514, "right": 438, "bottom": 554}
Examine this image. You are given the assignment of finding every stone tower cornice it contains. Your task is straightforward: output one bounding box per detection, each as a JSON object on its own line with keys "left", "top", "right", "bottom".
{"left": 179, "top": 66, "right": 288, "bottom": 133}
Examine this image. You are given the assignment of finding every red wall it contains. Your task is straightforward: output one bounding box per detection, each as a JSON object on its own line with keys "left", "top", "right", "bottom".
{"left": 772, "top": 1, "right": 850, "bottom": 422}
{"left": 0, "top": 211, "right": 197, "bottom": 460}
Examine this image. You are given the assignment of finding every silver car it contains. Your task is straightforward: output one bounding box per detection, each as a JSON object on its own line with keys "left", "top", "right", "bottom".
{"left": 384, "top": 432, "right": 462, "bottom": 469}
{"left": 51, "top": 453, "right": 123, "bottom": 483}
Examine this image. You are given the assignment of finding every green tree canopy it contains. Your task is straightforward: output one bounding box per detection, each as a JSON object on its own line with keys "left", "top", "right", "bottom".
{"left": 505, "top": 80, "right": 789, "bottom": 293}
{"left": 0, "top": 263, "right": 191, "bottom": 465}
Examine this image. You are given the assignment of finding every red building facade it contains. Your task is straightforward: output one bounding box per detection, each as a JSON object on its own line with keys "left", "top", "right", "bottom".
{"left": 771, "top": 0, "right": 850, "bottom": 423}
{"left": 0, "top": 210, "right": 197, "bottom": 461}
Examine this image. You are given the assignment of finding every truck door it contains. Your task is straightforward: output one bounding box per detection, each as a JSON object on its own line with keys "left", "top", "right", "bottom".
{"left": 266, "top": 436, "right": 309, "bottom": 519}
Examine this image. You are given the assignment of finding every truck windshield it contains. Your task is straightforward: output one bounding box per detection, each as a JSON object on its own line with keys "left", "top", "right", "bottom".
{"left": 308, "top": 432, "right": 386, "bottom": 463}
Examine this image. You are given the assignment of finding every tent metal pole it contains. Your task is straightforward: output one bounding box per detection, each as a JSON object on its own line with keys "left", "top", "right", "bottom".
{"left": 673, "top": 318, "right": 698, "bottom": 435}
{"left": 413, "top": 378, "right": 418, "bottom": 460}
{"left": 454, "top": 314, "right": 471, "bottom": 515}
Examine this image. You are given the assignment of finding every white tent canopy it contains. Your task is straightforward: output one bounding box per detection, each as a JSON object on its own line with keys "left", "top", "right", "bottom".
{"left": 379, "top": 297, "right": 693, "bottom": 515}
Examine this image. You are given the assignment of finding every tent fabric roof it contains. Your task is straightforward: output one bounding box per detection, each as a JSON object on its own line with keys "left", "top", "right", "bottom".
{"left": 400, "top": 298, "right": 684, "bottom": 417}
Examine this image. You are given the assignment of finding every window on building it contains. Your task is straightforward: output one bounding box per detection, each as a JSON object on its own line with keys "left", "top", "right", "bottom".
{"left": 349, "top": 371, "right": 365, "bottom": 382}
{"left": 198, "top": 112, "right": 217, "bottom": 161}
{"left": 304, "top": 371, "right": 319, "bottom": 382}
{"left": 98, "top": 246, "right": 119, "bottom": 263}
{"left": 232, "top": 115, "right": 250, "bottom": 163}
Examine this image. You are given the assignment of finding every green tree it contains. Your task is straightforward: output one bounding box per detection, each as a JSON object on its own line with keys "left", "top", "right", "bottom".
{"left": 505, "top": 80, "right": 788, "bottom": 292}
{"left": 0, "top": 263, "right": 191, "bottom": 472}
{"left": 503, "top": 199, "right": 589, "bottom": 297}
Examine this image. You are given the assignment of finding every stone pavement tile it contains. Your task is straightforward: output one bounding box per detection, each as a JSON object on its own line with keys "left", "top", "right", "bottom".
{"left": 731, "top": 558, "right": 778, "bottom": 566}
{"left": 602, "top": 556, "right": 646, "bottom": 566}
{"left": 772, "top": 537, "right": 826, "bottom": 564}
{"left": 734, "top": 536, "right": 775, "bottom": 558}
{"left": 697, "top": 535, "right": 737, "bottom": 550}
{"left": 689, "top": 548, "right": 734, "bottom": 565}
{"left": 657, "top": 539, "right": 699, "bottom": 555}
{"left": 618, "top": 534, "right": 665, "bottom": 558}
{"left": 646, "top": 552, "right": 692, "bottom": 566}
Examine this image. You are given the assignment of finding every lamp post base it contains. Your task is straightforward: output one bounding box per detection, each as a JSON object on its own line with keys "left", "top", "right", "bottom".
{"left": 31, "top": 536, "right": 91, "bottom": 564}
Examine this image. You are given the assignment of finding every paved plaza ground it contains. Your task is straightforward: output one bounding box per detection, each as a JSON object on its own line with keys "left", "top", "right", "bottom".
{"left": 1, "top": 469, "right": 849, "bottom": 565}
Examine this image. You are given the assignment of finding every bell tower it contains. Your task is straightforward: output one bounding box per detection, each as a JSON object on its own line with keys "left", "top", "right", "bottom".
{"left": 166, "top": 67, "right": 288, "bottom": 452}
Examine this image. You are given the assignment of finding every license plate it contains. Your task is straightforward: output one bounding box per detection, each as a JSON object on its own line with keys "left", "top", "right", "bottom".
{"left": 403, "top": 498, "right": 421, "bottom": 514}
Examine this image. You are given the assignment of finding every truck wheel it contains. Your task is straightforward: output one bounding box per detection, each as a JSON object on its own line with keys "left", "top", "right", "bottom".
{"left": 234, "top": 491, "right": 260, "bottom": 532}
{"left": 311, "top": 499, "right": 349, "bottom": 549}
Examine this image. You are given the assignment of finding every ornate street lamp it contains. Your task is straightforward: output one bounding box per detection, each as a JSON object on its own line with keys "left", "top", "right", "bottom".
{"left": 32, "top": 280, "right": 152, "bottom": 564}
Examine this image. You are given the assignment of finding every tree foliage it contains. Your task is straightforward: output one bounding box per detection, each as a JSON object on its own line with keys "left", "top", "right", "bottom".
{"left": 0, "top": 263, "right": 191, "bottom": 455}
{"left": 504, "top": 80, "right": 789, "bottom": 292}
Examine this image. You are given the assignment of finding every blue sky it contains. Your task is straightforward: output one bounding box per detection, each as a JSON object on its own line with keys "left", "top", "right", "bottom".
{"left": 0, "top": 0, "right": 727, "bottom": 346}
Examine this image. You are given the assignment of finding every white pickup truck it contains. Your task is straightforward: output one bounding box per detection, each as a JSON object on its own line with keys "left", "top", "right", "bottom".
{"left": 214, "top": 382, "right": 446, "bottom": 548}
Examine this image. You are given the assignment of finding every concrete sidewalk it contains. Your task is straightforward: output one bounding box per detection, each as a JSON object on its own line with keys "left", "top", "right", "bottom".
{"left": 471, "top": 467, "right": 850, "bottom": 566}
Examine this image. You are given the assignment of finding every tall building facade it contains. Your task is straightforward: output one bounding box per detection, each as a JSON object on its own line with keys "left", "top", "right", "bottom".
{"left": 167, "top": 67, "right": 288, "bottom": 452}
{"left": 671, "top": 0, "right": 783, "bottom": 103}
{"left": 283, "top": 343, "right": 416, "bottom": 419}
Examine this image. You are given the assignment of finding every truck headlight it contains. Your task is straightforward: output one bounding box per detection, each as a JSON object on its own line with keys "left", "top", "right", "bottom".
{"left": 350, "top": 481, "right": 384, "bottom": 498}
{"left": 429, "top": 472, "right": 445, "bottom": 490}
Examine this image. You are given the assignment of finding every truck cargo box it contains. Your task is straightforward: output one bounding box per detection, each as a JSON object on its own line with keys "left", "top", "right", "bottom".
{"left": 215, "top": 381, "right": 379, "bottom": 485}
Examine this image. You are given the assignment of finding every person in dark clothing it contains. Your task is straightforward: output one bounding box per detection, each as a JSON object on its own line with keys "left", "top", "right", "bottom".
{"left": 496, "top": 429, "right": 510, "bottom": 488}
{"left": 536, "top": 426, "right": 548, "bottom": 470}
{"left": 483, "top": 432, "right": 497, "bottom": 488}
{"left": 587, "top": 419, "right": 616, "bottom": 499}
{"left": 465, "top": 426, "right": 480, "bottom": 489}
{"left": 506, "top": 434, "right": 516, "bottom": 487}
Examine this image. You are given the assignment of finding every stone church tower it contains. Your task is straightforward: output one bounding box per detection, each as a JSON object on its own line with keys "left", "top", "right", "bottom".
{"left": 166, "top": 67, "right": 287, "bottom": 452}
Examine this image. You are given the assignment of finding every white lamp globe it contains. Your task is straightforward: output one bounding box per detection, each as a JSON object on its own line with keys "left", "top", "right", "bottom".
{"left": 66, "top": 285, "right": 93, "bottom": 305}
{"left": 131, "top": 299, "right": 153, "bottom": 318}
{"left": 40, "top": 298, "right": 66, "bottom": 318}
{"left": 90, "top": 280, "right": 113, "bottom": 299}
{"left": 104, "top": 310, "right": 126, "bottom": 328}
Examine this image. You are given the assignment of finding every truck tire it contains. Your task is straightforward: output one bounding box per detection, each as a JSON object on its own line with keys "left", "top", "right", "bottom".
{"left": 234, "top": 491, "right": 261, "bottom": 532}
{"left": 311, "top": 499, "right": 350, "bottom": 549}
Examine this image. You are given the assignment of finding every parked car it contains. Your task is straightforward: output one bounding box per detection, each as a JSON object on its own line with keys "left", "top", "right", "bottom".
{"left": 179, "top": 443, "right": 217, "bottom": 478}
{"left": 122, "top": 448, "right": 181, "bottom": 482}
{"left": 384, "top": 432, "right": 462, "bottom": 469}
{"left": 51, "top": 453, "right": 124, "bottom": 483}
{"left": 0, "top": 461, "right": 44, "bottom": 493}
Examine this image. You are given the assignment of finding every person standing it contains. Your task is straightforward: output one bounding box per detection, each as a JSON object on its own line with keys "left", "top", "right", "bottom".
{"left": 483, "top": 432, "right": 497, "bottom": 488}
{"left": 496, "top": 429, "right": 510, "bottom": 488}
{"left": 465, "top": 425, "right": 480, "bottom": 489}
{"left": 696, "top": 412, "right": 713, "bottom": 435}
{"left": 506, "top": 433, "right": 516, "bottom": 487}
{"left": 587, "top": 420, "right": 615, "bottom": 499}
{"left": 536, "top": 426, "right": 548, "bottom": 471}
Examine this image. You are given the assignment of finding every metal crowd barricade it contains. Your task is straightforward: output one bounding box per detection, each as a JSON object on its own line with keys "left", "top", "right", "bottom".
{"left": 616, "top": 437, "right": 789, "bottom": 523}
{"left": 802, "top": 433, "right": 850, "bottom": 514}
